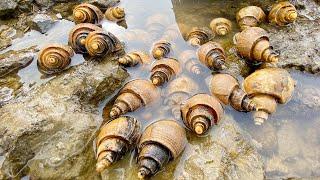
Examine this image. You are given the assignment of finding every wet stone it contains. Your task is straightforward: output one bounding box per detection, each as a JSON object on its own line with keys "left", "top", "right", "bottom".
{"left": 29, "top": 13, "right": 56, "bottom": 34}
{"left": 88, "top": 0, "right": 120, "bottom": 10}
{"left": 0, "top": 0, "right": 18, "bottom": 17}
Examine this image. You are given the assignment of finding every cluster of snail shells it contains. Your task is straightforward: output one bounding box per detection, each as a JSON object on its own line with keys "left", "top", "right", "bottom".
{"left": 186, "top": 27, "right": 214, "bottom": 47}
{"left": 151, "top": 40, "right": 172, "bottom": 60}
{"left": 197, "top": 41, "right": 227, "bottom": 71}
{"left": 150, "top": 58, "right": 181, "bottom": 86}
{"left": 118, "top": 51, "right": 151, "bottom": 67}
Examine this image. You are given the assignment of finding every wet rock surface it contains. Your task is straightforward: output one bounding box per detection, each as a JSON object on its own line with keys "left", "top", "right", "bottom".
{"left": 0, "top": 0, "right": 18, "bottom": 17}
{"left": 28, "top": 14, "right": 56, "bottom": 34}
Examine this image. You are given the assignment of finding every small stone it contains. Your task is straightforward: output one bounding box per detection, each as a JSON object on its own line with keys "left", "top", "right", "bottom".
{"left": 0, "top": 0, "right": 18, "bottom": 17}
{"left": 29, "top": 14, "right": 55, "bottom": 34}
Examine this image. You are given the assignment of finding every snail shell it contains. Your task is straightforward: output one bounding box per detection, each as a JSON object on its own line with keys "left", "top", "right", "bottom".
{"left": 210, "top": 18, "right": 232, "bottom": 36}
{"left": 161, "top": 24, "right": 182, "bottom": 42}
{"left": 151, "top": 40, "right": 172, "bottom": 60}
{"left": 236, "top": 6, "right": 266, "bottom": 30}
{"left": 120, "top": 29, "right": 152, "bottom": 45}
{"left": 208, "top": 73, "right": 256, "bottom": 112}
{"left": 164, "top": 76, "right": 199, "bottom": 119}
{"left": 137, "top": 119, "right": 187, "bottom": 179}
{"left": 269, "top": 1, "right": 297, "bottom": 26}
{"left": 234, "top": 27, "right": 278, "bottom": 63}
{"left": 105, "top": 6, "right": 125, "bottom": 22}
{"left": 197, "top": 41, "right": 227, "bottom": 70}
{"left": 96, "top": 116, "right": 141, "bottom": 172}
{"left": 186, "top": 27, "right": 214, "bottom": 47}
{"left": 118, "top": 51, "right": 151, "bottom": 67}
{"left": 38, "top": 44, "right": 74, "bottom": 74}
{"left": 243, "top": 68, "right": 295, "bottom": 125}
{"left": 68, "top": 23, "right": 102, "bottom": 54}
{"left": 110, "top": 79, "right": 160, "bottom": 119}
{"left": 145, "top": 13, "right": 170, "bottom": 41}
{"left": 73, "top": 3, "right": 103, "bottom": 24}
{"left": 179, "top": 50, "right": 203, "bottom": 75}
{"left": 181, "top": 94, "right": 224, "bottom": 135}
{"left": 150, "top": 58, "right": 181, "bottom": 86}
{"left": 85, "top": 30, "right": 121, "bottom": 57}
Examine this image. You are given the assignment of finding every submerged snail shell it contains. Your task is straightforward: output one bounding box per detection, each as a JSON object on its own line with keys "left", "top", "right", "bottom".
{"left": 236, "top": 6, "right": 266, "bottom": 30}
{"left": 105, "top": 6, "right": 125, "bottom": 22}
{"left": 38, "top": 44, "right": 74, "bottom": 74}
{"left": 243, "top": 68, "right": 295, "bottom": 125}
{"left": 137, "top": 120, "right": 187, "bottom": 179}
{"left": 73, "top": 3, "right": 104, "bottom": 24}
{"left": 179, "top": 50, "right": 203, "bottom": 75}
{"left": 208, "top": 73, "right": 256, "bottom": 112}
{"left": 96, "top": 116, "right": 141, "bottom": 172}
{"left": 164, "top": 76, "right": 199, "bottom": 119}
{"left": 234, "top": 27, "right": 278, "bottom": 63}
{"left": 151, "top": 40, "right": 172, "bottom": 60}
{"left": 210, "top": 18, "right": 232, "bottom": 36}
{"left": 197, "top": 41, "right": 227, "bottom": 70}
{"left": 145, "top": 13, "right": 170, "bottom": 40}
{"left": 181, "top": 94, "right": 224, "bottom": 135}
{"left": 269, "top": 1, "right": 297, "bottom": 26}
{"left": 118, "top": 51, "right": 151, "bottom": 67}
{"left": 150, "top": 58, "right": 181, "bottom": 86}
{"left": 186, "top": 27, "right": 214, "bottom": 46}
{"left": 110, "top": 79, "right": 160, "bottom": 119}
{"left": 68, "top": 23, "right": 102, "bottom": 54}
{"left": 85, "top": 30, "right": 121, "bottom": 57}
{"left": 120, "top": 29, "right": 152, "bottom": 45}
{"left": 161, "top": 24, "right": 181, "bottom": 42}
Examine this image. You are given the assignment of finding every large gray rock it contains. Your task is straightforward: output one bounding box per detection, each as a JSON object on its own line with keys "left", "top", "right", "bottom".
{"left": 29, "top": 14, "right": 56, "bottom": 34}
{"left": 0, "top": 0, "right": 18, "bottom": 17}
{"left": 0, "top": 57, "right": 129, "bottom": 178}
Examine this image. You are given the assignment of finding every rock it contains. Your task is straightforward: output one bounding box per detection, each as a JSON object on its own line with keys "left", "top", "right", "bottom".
{"left": 0, "top": 56, "right": 129, "bottom": 178}
{"left": 35, "top": 0, "right": 54, "bottom": 8}
{"left": 88, "top": 0, "right": 120, "bottom": 10}
{"left": 0, "top": 73, "right": 22, "bottom": 107}
{"left": 29, "top": 14, "right": 56, "bottom": 34}
{"left": 0, "top": 38, "right": 11, "bottom": 51}
{"left": 0, "top": 0, "right": 18, "bottom": 17}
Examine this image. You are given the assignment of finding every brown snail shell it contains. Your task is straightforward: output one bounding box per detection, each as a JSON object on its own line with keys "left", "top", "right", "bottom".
{"left": 85, "top": 30, "right": 121, "bottom": 57}
{"left": 105, "top": 6, "right": 125, "bottom": 22}
{"left": 68, "top": 23, "right": 102, "bottom": 54}
{"left": 208, "top": 73, "right": 256, "bottom": 112}
{"left": 73, "top": 3, "right": 104, "bottom": 24}
{"left": 164, "top": 76, "right": 199, "bottom": 119}
{"left": 243, "top": 68, "right": 295, "bottom": 125}
{"left": 120, "top": 29, "right": 152, "bottom": 45}
{"left": 110, "top": 79, "right": 160, "bottom": 119}
{"left": 181, "top": 94, "right": 224, "bottom": 135}
{"left": 118, "top": 51, "right": 151, "bottom": 67}
{"left": 197, "top": 41, "right": 227, "bottom": 70}
{"left": 186, "top": 27, "right": 214, "bottom": 46}
{"left": 150, "top": 58, "right": 181, "bottom": 86}
{"left": 137, "top": 119, "right": 187, "bottom": 179}
{"left": 151, "top": 40, "right": 172, "bottom": 60}
{"left": 269, "top": 1, "right": 297, "bottom": 26}
{"left": 96, "top": 116, "right": 141, "bottom": 172}
{"left": 179, "top": 50, "right": 203, "bottom": 75}
{"left": 234, "top": 27, "right": 279, "bottom": 63}
{"left": 210, "top": 18, "right": 232, "bottom": 36}
{"left": 236, "top": 6, "right": 266, "bottom": 30}
{"left": 38, "top": 44, "right": 74, "bottom": 74}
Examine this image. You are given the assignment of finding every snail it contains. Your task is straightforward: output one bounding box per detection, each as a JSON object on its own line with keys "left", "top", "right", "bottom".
{"left": 110, "top": 79, "right": 160, "bottom": 119}
{"left": 118, "top": 51, "right": 151, "bottom": 67}
{"left": 164, "top": 76, "right": 199, "bottom": 119}
{"left": 161, "top": 24, "right": 181, "bottom": 42}
{"left": 105, "top": 6, "right": 125, "bottom": 22}
{"left": 96, "top": 116, "right": 141, "bottom": 172}
{"left": 243, "top": 68, "right": 295, "bottom": 125}
{"left": 234, "top": 27, "right": 278, "bottom": 63}
{"left": 73, "top": 3, "right": 103, "bottom": 24}
{"left": 197, "top": 41, "right": 227, "bottom": 70}
{"left": 236, "top": 6, "right": 266, "bottom": 30}
{"left": 85, "top": 30, "right": 121, "bottom": 57}
{"left": 150, "top": 58, "right": 181, "bottom": 86}
{"left": 137, "top": 119, "right": 187, "bottom": 179}
{"left": 269, "top": 1, "right": 297, "bottom": 26}
{"left": 186, "top": 27, "right": 213, "bottom": 46}
{"left": 120, "top": 29, "right": 152, "bottom": 45}
{"left": 210, "top": 18, "right": 232, "bottom": 36}
{"left": 145, "top": 13, "right": 170, "bottom": 40}
{"left": 208, "top": 73, "right": 256, "bottom": 112}
{"left": 179, "top": 50, "right": 203, "bottom": 75}
{"left": 181, "top": 93, "right": 224, "bottom": 135}
{"left": 38, "top": 44, "right": 74, "bottom": 74}
{"left": 151, "top": 40, "right": 172, "bottom": 60}
{"left": 68, "top": 23, "right": 102, "bottom": 54}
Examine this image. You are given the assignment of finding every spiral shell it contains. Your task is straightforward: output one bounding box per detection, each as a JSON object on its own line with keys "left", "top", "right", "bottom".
{"left": 38, "top": 44, "right": 74, "bottom": 74}
{"left": 186, "top": 27, "right": 213, "bottom": 46}
{"left": 73, "top": 3, "right": 103, "bottom": 24}
{"left": 145, "top": 13, "right": 170, "bottom": 41}
{"left": 179, "top": 50, "right": 203, "bottom": 75}
{"left": 85, "top": 30, "right": 121, "bottom": 57}
{"left": 197, "top": 41, "right": 226, "bottom": 70}
{"left": 118, "top": 51, "right": 151, "bottom": 67}
{"left": 150, "top": 58, "right": 181, "bottom": 86}
{"left": 96, "top": 116, "right": 141, "bottom": 172}
{"left": 105, "top": 6, "right": 125, "bottom": 22}
{"left": 210, "top": 18, "right": 232, "bottom": 36}
{"left": 269, "top": 1, "right": 297, "bottom": 26}
{"left": 119, "top": 29, "right": 152, "bottom": 45}
{"left": 162, "top": 24, "right": 182, "bottom": 41}
{"left": 151, "top": 40, "right": 172, "bottom": 60}
{"left": 68, "top": 23, "right": 102, "bottom": 54}
{"left": 236, "top": 6, "right": 266, "bottom": 30}
{"left": 137, "top": 120, "right": 187, "bottom": 179}
{"left": 181, "top": 94, "right": 224, "bottom": 135}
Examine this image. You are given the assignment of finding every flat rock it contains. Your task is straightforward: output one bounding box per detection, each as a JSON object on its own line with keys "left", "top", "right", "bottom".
{"left": 29, "top": 14, "right": 56, "bottom": 34}
{"left": 0, "top": 0, "right": 18, "bottom": 17}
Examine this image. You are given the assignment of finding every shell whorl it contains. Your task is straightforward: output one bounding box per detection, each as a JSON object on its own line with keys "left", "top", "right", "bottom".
{"left": 236, "top": 6, "right": 266, "bottom": 30}
{"left": 118, "top": 51, "right": 151, "bottom": 67}
{"left": 105, "top": 6, "right": 125, "bottom": 22}
{"left": 150, "top": 58, "right": 181, "bottom": 86}
{"left": 269, "top": 1, "right": 297, "bottom": 26}
{"left": 151, "top": 40, "right": 172, "bottom": 60}
{"left": 73, "top": 3, "right": 103, "bottom": 24}
{"left": 197, "top": 41, "right": 226, "bottom": 70}
{"left": 210, "top": 18, "right": 232, "bottom": 36}
{"left": 186, "top": 27, "right": 213, "bottom": 46}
